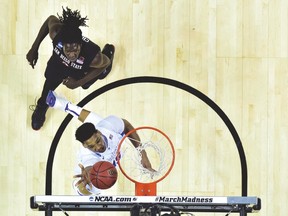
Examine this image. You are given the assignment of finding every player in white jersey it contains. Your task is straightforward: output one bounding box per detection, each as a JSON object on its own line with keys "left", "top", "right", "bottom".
{"left": 46, "top": 90, "right": 154, "bottom": 195}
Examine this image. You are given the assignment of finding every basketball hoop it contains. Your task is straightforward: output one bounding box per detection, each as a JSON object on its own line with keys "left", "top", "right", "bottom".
{"left": 116, "top": 126, "right": 175, "bottom": 196}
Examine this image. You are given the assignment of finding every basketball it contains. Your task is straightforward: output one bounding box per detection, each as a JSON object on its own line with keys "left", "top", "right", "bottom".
{"left": 89, "top": 161, "right": 118, "bottom": 189}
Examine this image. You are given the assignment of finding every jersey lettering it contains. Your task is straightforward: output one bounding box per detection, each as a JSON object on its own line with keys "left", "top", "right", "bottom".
{"left": 54, "top": 47, "right": 60, "bottom": 55}
{"left": 71, "top": 62, "right": 82, "bottom": 69}
{"left": 53, "top": 47, "right": 84, "bottom": 69}
{"left": 82, "top": 36, "right": 90, "bottom": 42}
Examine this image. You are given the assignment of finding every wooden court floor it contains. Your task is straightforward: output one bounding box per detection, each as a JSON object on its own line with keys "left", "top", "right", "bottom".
{"left": 0, "top": 0, "right": 287, "bottom": 215}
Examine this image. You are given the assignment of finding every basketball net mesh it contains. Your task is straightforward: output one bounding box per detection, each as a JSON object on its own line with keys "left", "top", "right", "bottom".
{"left": 128, "top": 139, "right": 165, "bottom": 180}
{"left": 117, "top": 127, "right": 175, "bottom": 195}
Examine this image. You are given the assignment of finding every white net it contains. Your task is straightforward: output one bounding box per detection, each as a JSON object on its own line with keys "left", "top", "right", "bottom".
{"left": 117, "top": 127, "right": 175, "bottom": 184}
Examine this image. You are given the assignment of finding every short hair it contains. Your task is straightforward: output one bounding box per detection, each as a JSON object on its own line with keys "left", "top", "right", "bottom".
{"left": 57, "top": 7, "right": 88, "bottom": 43}
{"left": 75, "top": 122, "right": 97, "bottom": 143}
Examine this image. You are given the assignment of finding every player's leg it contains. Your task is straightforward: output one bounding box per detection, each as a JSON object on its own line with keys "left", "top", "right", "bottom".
{"left": 31, "top": 79, "right": 62, "bottom": 130}
{"left": 46, "top": 90, "right": 103, "bottom": 123}
{"left": 98, "top": 44, "right": 115, "bottom": 79}
{"left": 46, "top": 90, "right": 82, "bottom": 118}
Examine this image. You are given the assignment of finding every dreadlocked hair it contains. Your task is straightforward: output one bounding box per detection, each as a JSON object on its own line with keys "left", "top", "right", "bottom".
{"left": 57, "top": 6, "right": 88, "bottom": 28}
{"left": 57, "top": 7, "right": 88, "bottom": 43}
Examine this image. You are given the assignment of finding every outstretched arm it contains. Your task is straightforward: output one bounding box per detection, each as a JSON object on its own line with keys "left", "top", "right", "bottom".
{"left": 122, "top": 119, "right": 155, "bottom": 171}
{"left": 26, "top": 15, "right": 62, "bottom": 68}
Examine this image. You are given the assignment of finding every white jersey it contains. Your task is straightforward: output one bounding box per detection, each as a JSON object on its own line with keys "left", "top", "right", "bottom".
{"left": 74, "top": 112, "right": 125, "bottom": 195}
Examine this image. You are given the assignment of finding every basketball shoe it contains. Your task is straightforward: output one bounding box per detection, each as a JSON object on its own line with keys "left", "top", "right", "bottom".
{"left": 30, "top": 104, "right": 48, "bottom": 130}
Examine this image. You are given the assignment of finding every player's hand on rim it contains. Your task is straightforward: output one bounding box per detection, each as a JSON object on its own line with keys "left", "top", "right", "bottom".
{"left": 73, "top": 164, "right": 93, "bottom": 189}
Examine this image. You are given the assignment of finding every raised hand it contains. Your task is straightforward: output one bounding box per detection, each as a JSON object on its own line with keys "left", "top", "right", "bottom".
{"left": 73, "top": 163, "right": 92, "bottom": 189}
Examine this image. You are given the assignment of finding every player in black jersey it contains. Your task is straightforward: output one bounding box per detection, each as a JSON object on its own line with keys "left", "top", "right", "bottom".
{"left": 26, "top": 7, "right": 115, "bottom": 130}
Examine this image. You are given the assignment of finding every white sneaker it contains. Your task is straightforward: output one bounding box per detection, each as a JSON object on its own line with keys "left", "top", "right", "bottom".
{"left": 46, "top": 90, "right": 69, "bottom": 112}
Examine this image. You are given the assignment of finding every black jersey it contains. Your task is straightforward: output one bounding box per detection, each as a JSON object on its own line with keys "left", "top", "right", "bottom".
{"left": 45, "top": 30, "right": 100, "bottom": 81}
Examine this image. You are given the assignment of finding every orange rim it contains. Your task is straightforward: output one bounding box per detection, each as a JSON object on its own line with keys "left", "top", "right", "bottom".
{"left": 116, "top": 126, "right": 175, "bottom": 184}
